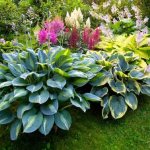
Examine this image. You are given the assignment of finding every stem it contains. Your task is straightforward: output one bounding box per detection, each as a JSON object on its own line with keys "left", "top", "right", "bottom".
{"left": 60, "top": 104, "right": 72, "bottom": 111}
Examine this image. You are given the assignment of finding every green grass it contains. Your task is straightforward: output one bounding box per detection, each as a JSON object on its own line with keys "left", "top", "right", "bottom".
{"left": 0, "top": 96, "right": 150, "bottom": 150}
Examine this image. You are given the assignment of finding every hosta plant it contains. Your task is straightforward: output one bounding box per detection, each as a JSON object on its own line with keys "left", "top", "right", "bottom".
{"left": 86, "top": 50, "right": 150, "bottom": 119}
{"left": 0, "top": 47, "right": 101, "bottom": 140}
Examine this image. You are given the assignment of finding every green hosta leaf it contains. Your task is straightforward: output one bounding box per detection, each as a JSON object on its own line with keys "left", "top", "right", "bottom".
{"left": 129, "top": 70, "right": 144, "bottom": 79}
{"left": 101, "top": 96, "right": 110, "bottom": 119}
{"left": 118, "top": 55, "right": 128, "bottom": 72}
{"left": 3, "top": 92, "right": 14, "bottom": 102}
{"left": 125, "top": 92, "right": 138, "bottom": 110}
{"left": 143, "top": 78, "right": 150, "bottom": 85}
{"left": 116, "top": 71, "right": 128, "bottom": 78}
{"left": 0, "top": 81, "right": 12, "bottom": 88}
{"left": 0, "top": 110, "right": 14, "bottom": 124}
{"left": 58, "top": 85, "right": 74, "bottom": 101}
{"left": 14, "top": 88, "right": 28, "bottom": 98}
{"left": 5, "top": 73, "right": 15, "bottom": 81}
{"left": 54, "top": 68, "right": 69, "bottom": 77}
{"left": 55, "top": 110, "right": 72, "bottom": 130}
{"left": 8, "top": 64, "right": 26, "bottom": 77}
{"left": 71, "top": 98, "right": 90, "bottom": 112}
{"left": 38, "top": 50, "right": 47, "bottom": 63}
{"left": 109, "top": 80, "right": 126, "bottom": 94}
{"left": 141, "top": 85, "right": 150, "bottom": 96}
{"left": 47, "top": 75, "right": 66, "bottom": 90}
{"left": 68, "top": 70, "right": 87, "bottom": 78}
{"left": 10, "top": 119, "right": 22, "bottom": 141}
{"left": 17, "top": 103, "right": 33, "bottom": 119}
{"left": 109, "top": 96, "right": 127, "bottom": 119}
{"left": 97, "top": 60, "right": 112, "bottom": 68}
{"left": 73, "top": 78, "right": 89, "bottom": 87}
{"left": 91, "top": 87, "right": 108, "bottom": 98}
{"left": 2, "top": 53, "right": 17, "bottom": 63}
{"left": 26, "top": 82, "right": 43, "bottom": 93}
{"left": 0, "top": 64, "right": 9, "bottom": 72}
{"left": 0, "top": 101, "right": 10, "bottom": 111}
{"left": 29, "top": 90, "right": 49, "bottom": 104}
{"left": 39, "top": 115, "right": 54, "bottom": 136}
{"left": 83, "top": 93, "right": 101, "bottom": 102}
{"left": 12, "top": 77, "right": 28, "bottom": 86}
{"left": 90, "top": 72, "right": 109, "bottom": 86}
{"left": 89, "top": 64, "right": 103, "bottom": 73}
{"left": 23, "top": 111, "right": 43, "bottom": 133}
{"left": 40, "top": 100, "right": 58, "bottom": 115}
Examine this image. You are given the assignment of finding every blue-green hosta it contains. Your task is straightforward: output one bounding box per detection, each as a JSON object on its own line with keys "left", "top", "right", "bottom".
{"left": 87, "top": 51, "right": 150, "bottom": 119}
{"left": 0, "top": 47, "right": 101, "bottom": 140}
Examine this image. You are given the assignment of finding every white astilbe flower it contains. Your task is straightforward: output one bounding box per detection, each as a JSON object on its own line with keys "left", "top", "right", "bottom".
{"left": 101, "top": 14, "right": 111, "bottom": 23}
{"left": 92, "top": 2, "right": 99, "bottom": 10}
{"left": 143, "top": 17, "right": 149, "bottom": 24}
{"left": 84, "top": 17, "right": 91, "bottom": 28}
{"left": 136, "top": 31, "right": 144, "bottom": 44}
{"left": 111, "top": 5, "right": 118, "bottom": 14}
{"left": 100, "top": 23, "right": 113, "bottom": 38}
{"left": 141, "top": 27, "right": 148, "bottom": 34}
{"left": 103, "top": 0, "right": 111, "bottom": 8}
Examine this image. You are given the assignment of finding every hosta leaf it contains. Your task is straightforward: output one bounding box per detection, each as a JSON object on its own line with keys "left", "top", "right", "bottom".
{"left": 143, "top": 78, "right": 150, "bottom": 85}
{"left": 17, "top": 103, "right": 33, "bottom": 119}
{"left": 101, "top": 96, "right": 110, "bottom": 119}
{"left": 0, "top": 101, "right": 10, "bottom": 111}
{"left": 39, "top": 115, "right": 54, "bottom": 136}
{"left": 141, "top": 85, "right": 150, "bottom": 96}
{"left": 47, "top": 75, "right": 66, "bottom": 90}
{"left": 0, "top": 81, "right": 12, "bottom": 88}
{"left": 29, "top": 90, "right": 49, "bottom": 104}
{"left": 23, "top": 111, "right": 43, "bottom": 133}
{"left": 73, "top": 78, "right": 89, "bottom": 87}
{"left": 55, "top": 110, "right": 72, "bottom": 130}
{"left": 68, "top": 70, "right": 87, "bottom": 78}
{"left": 38, "top": 50, "right": 47, "bottom": 63}
{"left": 5, "top": 73, "right": 15, "bottom": 81}
{"left": 0, "top": 110, "right": 14, "bottom": 124}
{"left": 125, "top": 92, "right": 138, "bottom": 110}
{"left": 90, "top": 72, "right": 109, "bottom": 86}
{"left": 40, "top": 100, "right": 58, "bottom": 115}
{"left": 116, "top": 71, "right": 128, "bottom": 78}
{"left": 71, "top": 98, "right": 90, "bottom": 112}
{"left": 118, "top": 55, "right": 128, "bottom": 72}
{"left": 91, "top": 87, "right": 108, "bottom": 98}
{"left": 129, "top": 70, "right": 144, "bottom": 79}
{"left": 54, "top": 68, "right": 69, "bottom": 77}
{"left": 83, "top": 93, "right": 101, "bottom": 102}
{"left": 26, "top": 82, "right": 43, "bottom": 93}
{"left": 12, "top": 77, "right": 28, "bottom": 86}
{"left": 58, "top": 85, "right": 74, "bottom": 101}
{"left": 109, "top": 80, "right": 126, "bottom": 94}
{"left": 14, "top": 88, "right": 28, "bottom": 98}
{"left": 10, "top": 119, "right": 22, "bottom": 141}
{"left": 109, "top": 96, "right": 127, "bottom": 119}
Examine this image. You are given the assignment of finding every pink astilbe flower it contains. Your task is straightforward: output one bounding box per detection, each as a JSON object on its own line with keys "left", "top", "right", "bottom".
{"left": 48, "top": 32, "right": 58, "bottom": 44}
{"left": 69, "top": 27, "right": 79, "bottom": 48}
{"left": 44, "top": 18, "right": 64, "bottom": 34}
{"left": 82, "top": 28, "right": 91, "bottom": 44}
{"left": 38, "top": 29, "right": 48, "bottom": 44}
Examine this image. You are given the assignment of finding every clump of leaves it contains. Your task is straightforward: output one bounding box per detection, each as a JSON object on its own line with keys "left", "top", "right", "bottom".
{"left": 87, "top": 50, "right": 150, "bottom": 119}
{"left": 0, "top": 47, "right": 101, "bottom": 140}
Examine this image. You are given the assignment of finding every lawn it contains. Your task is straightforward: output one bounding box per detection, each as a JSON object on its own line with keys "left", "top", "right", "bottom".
{"left": 0, "top": 95, "right": 149, "bottom": 150}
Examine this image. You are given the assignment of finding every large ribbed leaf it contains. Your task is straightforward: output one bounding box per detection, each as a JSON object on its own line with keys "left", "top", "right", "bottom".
{"left": 0, "top": 81, "right": 12, "bottom": 88}
{"left": 39, "top": 115, "right": 54, "bottom": 136}
{"left": 109, "top": 80, "right": 126, "bottom": 93}
{"left": 109, "top": 96, "right": 127, "bottom": 119}
{"left": 125, "top": 92, "right": 138, "bottom": 110}
{"left": 55, "top": 110, "right": 72, "bottom": 130}
{"left": 47, "top": 75, "right": 66, "bottom": 90}
{"left": 83, "top": 93, "right": 101, "bottom": 102}
{"left": 68, "top": 70, "right": 87, "bottom": 78}
{"left": 26, "top": 82, "right": 43, "bottom": 93}
{"left": 10, "top": 119, "right": 22, "bottom": 141}
{"left": 40, "top": 100, "right": 58, "bottom": 115}
{"left": 29, "top": 90, "right": 49, "bottom": 104}
{"left": 12, "top": 77, "right": 28, "bottom": 86}
{"left": 38, "top": 50, "right": 47, "bottom": 63}
{"left": 0, "top": 101, "right": 10, "bottom": 111}
{"left": 91, "top": 87, "right": 108, "bottom": 98}
{"left": 17, "top": 103, "right": 33, "bottom": 119}
{"left": 0, "top": 110, "right": 14, "bottom": 124}
{"left": 23, "top": 111, "right": 43, "bottom": 133}
{"left": 73, "top": 78, "right": 89, "bottom": 87}
{"left": 14, "top": 88, "right": 28, "bottom": 98}
{"left": 129, "top": 70, "right": 144, "bottom": 79}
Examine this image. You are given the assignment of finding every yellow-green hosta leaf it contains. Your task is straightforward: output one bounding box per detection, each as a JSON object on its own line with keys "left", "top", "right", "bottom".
{"left": 109, "top": 95, "right": 127, "bottom": 119}
{"left": 125, "top": 92, "right": 138, "bottom": 110}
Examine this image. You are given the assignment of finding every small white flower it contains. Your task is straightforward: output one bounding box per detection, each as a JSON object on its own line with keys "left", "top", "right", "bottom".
{"left": 84, "top": 17, "right": 91, "bottom": 28}
{"left": 92, "top": 2, "right": 99, "bottom": 10}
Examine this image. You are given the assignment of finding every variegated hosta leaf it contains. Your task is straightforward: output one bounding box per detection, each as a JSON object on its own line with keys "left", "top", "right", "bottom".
{"left": 68, "top": 70, "right": 88, "bottom": 78}
{"left": 38, "top": 50, "right": 47, "bottom": 63}
{"left": 54, "top": 110, "right": 72, "bottom": 130}
{"left": 91, "top": 87, "right": 108, "bottom": 98}
{"left": 26, "top": 82, "right": 43, "bottom": 93}
{"left": 109, "top": 95, "right": 127, "bottom": 119}
{"left": 83, "top": 93, "right": 101, "bottom": 102}
{"left": 101, "top": 96, "right": 110, "bottom": 119}
{"left": 12, "top": 77, "right": 28, "bottom": 86}
{"left": 118, "top": 55, "right": 128, "bottom": 72}
{"left": 0, "top": 101, "right": 10, "bottom": 111}
{"left": 73, "top": 78, "right": 89, "bottom": 87}
{"left": 141, "top": 85, "right": 150, "bottom": 96}
{"left": 0, "top": 81, "right": 12, "bottom": 88}
{"left": 129, "top": 70, "right": 145, "bottom": 79}
{"left": 0, "top": 110, "right": 14, "bottom": 124}
{"left": 109, "top": 80, "right": 126, "bottom": 94}
{"left": 14, "top": 88, "right": 28, "bottom": 98}
{"left": 125, "top": 92, "right": 138, "bottom": 110}
{"left": 39, "top": 115, "right": 54, "bottom": 136}
{"left": 23, "top": 111, "right": 43, "bottom": 133}
{"left": 10, "top": 119, "right": 22, "bottom": 141}
{"left": 29, "top": 90, "right": 49, "bottom": 104}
